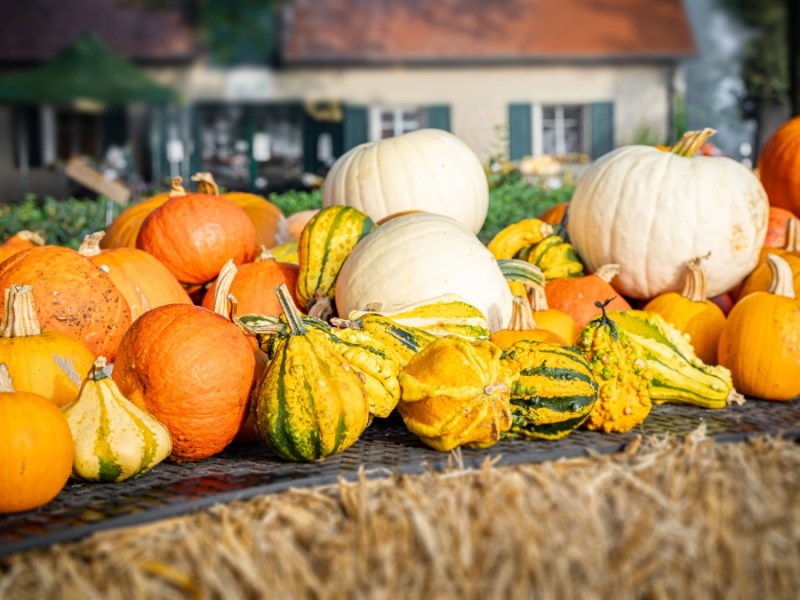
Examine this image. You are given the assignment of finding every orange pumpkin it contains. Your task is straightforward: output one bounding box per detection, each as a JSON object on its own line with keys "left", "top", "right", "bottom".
{"left": 718, "top": 254, "right": 800, "bottom": 400}
{"left": 0, "top": 246, "right": 131, "bottom": 360}
{"left": 491, "top": 295, "right": 566, "bottom": 348}
{"left": 544, "top": 264, "right": 631, "bottom": 329}
{"left": 737, "top": 251, "right": 800, "bottom": 301}
{"left": 0, "top": 230, "right": 45, "bottom": 264}
{"left": 0, "top": 284, "right": 94, "bottom": 407}
{"left": 79, "top": 232, "right": 192, "bottom": 321}
{"left": 538, "top": 202, "right": 569, "bottom": 227}
{"left": 136, "top": 180, "right": 257, "bottom": 286}
{"left": 100, "top": 180, "right": 180, "bottom": 249}
{"left": 529, "top": 282, "right": 580, "bottom": 344}
{"left": 758, "top": 115, "right": 800, "bottom": 215}
{"left": 643, "top": 255, "right": 726, "bottom": 365}
{"left": 0, "top": 364, "right": 73, "bottom": 513}
{"left": 201, "top": 247, "right": 299, "bottom": 316}
{"left": 764, "top": 207, "right": 799, "bottom": 248}
{"left": 112, "top": 303, "right": 256, "bottom": 461}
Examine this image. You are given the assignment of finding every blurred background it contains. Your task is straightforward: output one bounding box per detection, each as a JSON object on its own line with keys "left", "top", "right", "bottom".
{"left": 0, "top": 0, "right": 795, "bottom": 204}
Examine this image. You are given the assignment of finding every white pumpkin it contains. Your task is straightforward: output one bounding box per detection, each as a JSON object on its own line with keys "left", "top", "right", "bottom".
{"left": 335, "top": 213, "right": 512, "bottom": 331}
{"left": 568, "top": 138, "right": 769, "bottom": 299}
{"left": 322, "top": 129, "right": 489, "bottom": 234}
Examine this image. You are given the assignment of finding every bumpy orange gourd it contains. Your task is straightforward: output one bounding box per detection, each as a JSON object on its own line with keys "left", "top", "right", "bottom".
{"left": 490, "top": 295, "right": 566, "bottom": 348}
{"left": 544, "top": 264, "right": 631, "bottom": 329}
{"left": 0, "top": 230, "right": 45, "bottom": 264}
{"left": 112, "top": 304, "right": 256, "bottom": 460}
{"left": 718, "top": 254, "right": 800, "bottom": 400}
{"left": 136, "top": 176, "right": 257, "bottom": 286}
{"left": 758, "top": 115, "right": 800, "bottom": 215}
{"left": 0, "top": 246, "right": 131, "bottom": 360}
{"left": 644, "top": 255, "right": 726, "bottom": 365}
{"left": 0, "top": 364, "right": 73, "bottom": 513}
{"left": 79, "top": 232, "right": 192, "bottom": 321}
{"left": 0, "top": 284, "right": 94, "bottom": 407}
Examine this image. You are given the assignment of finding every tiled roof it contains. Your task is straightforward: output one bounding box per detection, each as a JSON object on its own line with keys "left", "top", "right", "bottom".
{"left": 282, "top": 0, "right": 696, "bottom": 64}
{"left": 0, "top": 0, "right": 195, "bottom": 63}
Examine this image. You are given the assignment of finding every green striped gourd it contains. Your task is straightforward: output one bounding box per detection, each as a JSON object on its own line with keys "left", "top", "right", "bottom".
{"left": 297, "top": 205, "right": 376, "bottom": 318}
{"left": 62, "top": 357, "right": 172, "bottom": 482}
{"left": 252, "top": 284, "right": 370, "bottom": 462}
{"left": 331, "top": 312, "right": 437, "bottom": 367}
{"left": 518, "top": 233, "right": 584, "bottom": 280}
{"left": 501, "top": 341, "right": 598, "bottom": 440}
{"left": 609, "top": 309, "right": 744, "bottom": 409}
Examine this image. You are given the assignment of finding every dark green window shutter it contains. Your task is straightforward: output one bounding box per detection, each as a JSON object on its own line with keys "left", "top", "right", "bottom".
{"left": 343, "top": 105, "right": 369, "bottom": 151}
{"left": 590, "top": 102, "right": 615, "bottom": 158}
{"left": 102, "top": 107, "right": 128, "bottom": 150}
{"left": 426, "top": 105, "right": 451, "bottom": 131}
{"left": 14, "top": 106, "right": 42, "bottom": 168}
{"left": 189, "top": 103, "right": 203, "bottom": 179}
{"left": 508, "top": 103, "right": 532, "bottom": 160}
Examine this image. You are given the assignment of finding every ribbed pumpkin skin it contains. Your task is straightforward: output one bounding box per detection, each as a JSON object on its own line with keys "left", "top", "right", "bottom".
{"left": 201, "top": 259, "right": 300, "bottom": 316}
{"left": 568, "top": 146, "right": 769, "bottom": 299}
{"left": 0, "top": 246, "right": 132, "bottom": 360}
{"left": 252, "top": 327, "right": 370, "bottom": 462}
{"left": 0, "top": 390, "right": 73, "bottom": 513}
{"left": 112, "top": 304, "right": 255, "bottom": 461}
{"left": 501, "top": 341, "right": 598, "bottom": 440}
{"left": 323, "top": 129, "right": 489, "bottom": 234}
{"left": 137, "top": 194, "right": 257, "bottom": 285}
{"left": 335, "top": 213, "right": 513, "bottom": 332}
{"left": 101, "top": 193, "right": 169, "bottom": 249}
{"left": 87, "top": 247, "right": 192, "bottom": 321}
{"left": 224, "top": 192, "right": 290, "bottom": 250}
{"left": 758, "top": 116, "right": 800, "bottom": 215}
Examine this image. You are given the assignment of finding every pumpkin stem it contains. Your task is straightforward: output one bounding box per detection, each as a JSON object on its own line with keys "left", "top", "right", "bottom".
{"left": 330, "top": 317, "right": 362, "bottom": 330}
{"left": 0, "top": 363, "right": 14, "bottom": 393}
{"left": 277, "top": 283, "right": 307, "bottom": 335}
{"left": 15, "top": 230, "right": 45, "bottom": 245}
{"left": 483, "top": 382, "right": 508, "bottom": 395}
{"left": 212, "top": 260, "right": 238, "bottom": 319}
{"left": 1, "top": 284, "right": 43, "bottom": 338}
{"left": 529, "top": 282, "right": 550, "bottom": 311}
{"left": 78, "top": 231, "right": 106, "bottom": 257}
{"left": 670, "top": 128, "right": 716, "bottom": 157}
{"left": 191, "top": 172, "right": 220, "bottom": 196}
{"left": 594, "top": 298, "right": 619, "bottom": 341}
{"left": 727, "top": 388, "right": 746, "bottom": 406}
{"left": 594, "top": 264, "right": 621, "bottom": 284}
{"left": 785, "top": 218, "right": 799, "bottom": 252}
{"left": 307, "top": 289, "right": 334, "bottom": 321}
{"left": 90, "top": 356, "right": 109, "bottom": 381}
{"left": 681, "top": 253, "right": 711, "bottom": 302}
{"left": 766, "top": 254, "right": 795, "bottom": 299}
{"left": 508, "top": 295, "right": 538, "bottom": 331}
{"left": 254, "top": 245, "right": 276, "bottom": 262}
{"left": 168, "top": 176, "right": 186, "bottom": 197}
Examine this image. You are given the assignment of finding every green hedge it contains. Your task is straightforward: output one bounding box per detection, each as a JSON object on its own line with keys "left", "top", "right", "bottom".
{"left": 0, "top": 180, "right": 573, "bottom": 250}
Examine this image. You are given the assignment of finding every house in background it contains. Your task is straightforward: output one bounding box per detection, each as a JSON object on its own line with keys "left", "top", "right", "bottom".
{"left": 0, "top": 0, "right": 695, "bottom": 201}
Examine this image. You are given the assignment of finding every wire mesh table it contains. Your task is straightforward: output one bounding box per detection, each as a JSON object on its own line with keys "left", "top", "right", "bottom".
{"left": 1, "top": 398, "right": 799, "bottom": 557}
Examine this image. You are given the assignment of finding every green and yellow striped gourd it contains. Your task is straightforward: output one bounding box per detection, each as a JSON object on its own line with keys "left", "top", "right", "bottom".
{"left": 297, "top": 205, "right": 376, "bottom": 318}
{"left": 518, "top": 233, "right": 584, "bottom": 280}
{"left": 252, "top": 285, "right": 371, "bottom": 462}
{"left": 62, "top": 357, "right": 172, "bottom": 482}
{"left": 501, "top": 341, "right": 598, "bottom": 440}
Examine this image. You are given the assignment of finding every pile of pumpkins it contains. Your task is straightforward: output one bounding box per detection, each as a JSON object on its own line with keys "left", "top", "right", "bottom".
{"left": 1, "top": 125, "right": 799, "bottom": 516}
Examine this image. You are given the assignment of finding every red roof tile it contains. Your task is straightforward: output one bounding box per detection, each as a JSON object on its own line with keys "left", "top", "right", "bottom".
{"left": 282, "top": 0, "right": 696, "bottom": 63}
{"left": 0, "top": 0, "right": 195, "bottom": 63}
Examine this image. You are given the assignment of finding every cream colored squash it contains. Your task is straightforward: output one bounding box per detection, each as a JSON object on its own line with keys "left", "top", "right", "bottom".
{"left": 322, "top": 129, "right": 489, "bottom": 234}
{"left": 567, "top": 130, "right": 769, "bottom": 299}
{"left": 334, "top": 213, "right": 512, "bottom": 331}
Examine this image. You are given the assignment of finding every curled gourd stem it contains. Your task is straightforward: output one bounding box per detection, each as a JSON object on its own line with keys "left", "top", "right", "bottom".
{"left": 1, "top": 284, "right": 42, "bottom": 337}
{"left": 168, "top": 176, "right": 186, "bottom": 197}
{"left": 508, "top": 295, "right": 538, "bottom": 331}
{"left": 767, "top": 254, "right": 795, "bottom": 299}
{"left": 785, "top": 219, "right": 799, "bottom": 252}
{"left": 213, "top": 260, "right": 238, "bottom": 318}
{"left": 670, "top": 128, "right": 716, "bottom": 157}
{"left": 594, "top": 264, "right": 621, "bottom": 284}
{"left": 681, "top": 253, "right": 711, "bottom": 302}
{"left": 78, "top": 231, "right": 106, "bottom": 257}
{"left": 15, "top": 230, "right": 45, "bottom": 245}
{"left": 276, "top": 283, "right": 307, "bottom": 335}
{"left": 0, "top": 363, "right": 13, "bottom": 392}
{"left": 593, "top": 298, "right": 619, "bottom": 340}
{"left": 191, "top": 172, "right": 220, "bottom": 196}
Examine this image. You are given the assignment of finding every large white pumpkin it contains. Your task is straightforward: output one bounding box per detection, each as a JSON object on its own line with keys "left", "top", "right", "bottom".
{"left": 335, "top": 213, "right": 512, "bottom": 331}
{"left": 322, "top": 129, "right": 489, "bottom": 234}
{"left": 567, "top": 144, "right": 769, "bottom": 299}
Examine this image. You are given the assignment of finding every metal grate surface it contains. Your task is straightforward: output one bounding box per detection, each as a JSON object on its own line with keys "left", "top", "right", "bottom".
{"left": 1, "top": 398, "right": 799, "bottom": 557}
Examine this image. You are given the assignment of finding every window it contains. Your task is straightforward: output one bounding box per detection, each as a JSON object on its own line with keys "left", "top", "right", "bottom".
{"left": 541, "top": 105, "right": 585, "bottom": 155}
{"left": 371, "top": 107, "right": 423, "bottom": 140}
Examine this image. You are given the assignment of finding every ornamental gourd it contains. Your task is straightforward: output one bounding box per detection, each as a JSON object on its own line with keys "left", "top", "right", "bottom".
{"left": 63, "top": 357, "right": 172, "bottom": 482}
{"left": 323, "top": 129, "right": 489, "bottom": 234}
{"left": 568, "top": 129, "right": 769, "bottom": 299}
{"left": 718, "top": 254, "right": 800, "bottom": 400}
{"left": 0, "top": 364, "right": 73, "bottom": 513}
{"left": 0, "top": 284, "right": 94, "bottom": 407}
{"left": 335, "top": 213, "right": 514, "bottom": 332}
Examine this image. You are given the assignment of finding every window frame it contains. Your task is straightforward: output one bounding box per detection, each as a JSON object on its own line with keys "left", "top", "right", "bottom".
{"left": 369, "top": 106, "right": 425, "bottom": 141}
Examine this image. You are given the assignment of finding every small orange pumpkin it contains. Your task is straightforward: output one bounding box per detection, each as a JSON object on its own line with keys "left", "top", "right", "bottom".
{"left": 490, "top": 296, "right": 566, "bottom": 348}
{"left": 718, "top": 254, "right": 800, "bottom": 400}
{"left": 0, "top": 364, "right": 74, "bottom": 513}
{"left": 764, "top": 207, "right": 799, "bottom": 248}
{"left": 100, "top": 180, "right": 182, "bottom": 249}
{"left": 528, "top": 282, "right": 580, "bottom": 344}
{"left": 0, "top": 230, "right": 45, "bottom": 264}
{"left": 544, "top": 264, "right": 631, "bottom": 329}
